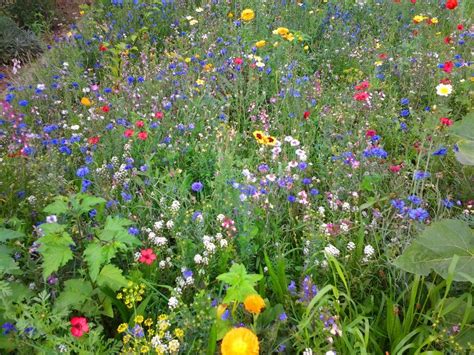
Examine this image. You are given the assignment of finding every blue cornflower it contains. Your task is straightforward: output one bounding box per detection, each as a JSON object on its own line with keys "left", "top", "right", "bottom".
{"left": 2, "top": 322, "right": 16, "bottom": 335}
{"left": 407, "top": 195, "right": 422, "bottom": 205}
{"left": 408, "top": 208, "right": 429, "bottom": 222}
{"left": 288, "top": 195, "right": 296, "bottom": 203}
{"left": 279, "top": 313, "right": 288, "bottom": 321}
{"left": 191, "top": 181, "right": 203, "bottom": 192}
{"left": 400, "top": 98, "right": 409, "bottom": 105}
{"left": 414, "top": 171, "right": 430, "bottom": 180}
{"left": 310, "top": 188, "right": 319, "bottom": 195}
{"left": 18, "top": 100, "right": 28, "bottom": 107}
{"left": 76, "top": 166, "right": 89, "bottom": 178}
{"left": 400, "top": 109, "right": 410, "bottom": 117}
{"left": 391, "top": 199, "right": 406, "bottom": 213}
{"left": 81, "top": 179, "right": 92, "bottom": 192}
{"left": 128, "top": 227, "right": 139, "bottom": 235}
{"left": 89, "top": 209, "right": 97, "bottom": 219}
{"left": 432, "top": 147, "right": 447, "bottom": 156}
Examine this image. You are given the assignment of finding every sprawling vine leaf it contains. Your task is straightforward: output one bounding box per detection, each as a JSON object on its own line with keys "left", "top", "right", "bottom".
{"left": 394, "top": 219, "right": 474, "bottom": 283}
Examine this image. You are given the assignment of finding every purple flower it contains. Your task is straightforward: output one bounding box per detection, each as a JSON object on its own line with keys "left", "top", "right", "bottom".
{"left": 408, "top": 208, "right": 429, "bottom": 222}
{"left": 414, "top": 171, "right": 430, "bottom": 180}
{"left": 191, "top": 181, "right": 204, "bottom": 192}
{"left": 2, "top": 322, "right": 16, "bottom": 335}
{"left": 279, "top": 312, "right": 288, "bottom": 321}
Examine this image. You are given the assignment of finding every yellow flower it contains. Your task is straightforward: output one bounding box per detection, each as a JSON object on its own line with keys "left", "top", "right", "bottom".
{"left": 221, "top": 327, "right": 259, "bottom": 355}
{"left": 374, "top": 61, "right": 383, "bottom": 66}
{"left": 117, "top": 323, "right": 128, "bottom": 333}
{"left": 255, "top": 40, "right": 266, "bottom": 48}
{"left": 204, "top": 63, "right": 214, "bottom": 72}
{"left": 80, "top": 97, "right": 92, "bottom": 106}
{"left": 196, "top": 79, "right": 205, "bottom": 86}
{"left": 144, "top": 318, "right": 153, "bottom": 327}
{"left": 241, "top": 9, "right": 255, "bottom": 22}
{"left": 123, "top": 334, "right": 131, "bottom": 344}
{"left": 264, "top": 136, "right": 277, "bottom": 146}
{"left": 227, "top": 12, "right": 234, "bottom": 19}
{"left": 253, "top": 130, "right": 266, "bottom": 144}
{"left": 244, "top": 294, "right": 266, "bottom": 315}
{"left": 304, "top": 45, "right": 309, "bottom": 51}
{"left": 158, "top": 314, "right": 168, "bottom": 321}
{"left": 413, "top": 15, "right": 427, "bottom": 23}
{"left": 140, "top": 345, "right": 149, "bottom": 353}
{"left": 134, "top": 315, "right": 144, "bottom": 324}
{"left": 174, "top": 328, "right": 184, "bottom": 338}
{"left": 284, "top": 33, "right": 295, "bottom": 42}
{"left": 431, "top": 17, "right": 439, "bottom": 24}
{"left": 273, "top": 27, "right": 289, "bottom": 36}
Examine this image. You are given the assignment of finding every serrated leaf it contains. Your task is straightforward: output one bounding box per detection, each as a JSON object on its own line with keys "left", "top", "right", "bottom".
{"left": 393, "top": 219, "right": 474, "bottom": 282}
{"left": 97, "top": 264, "right": 128, "bottom": 291}
{"left": 0, "top": 245, "right": 19, "bottom": 274}
{"left": 43, "top": 196, "right": 69, "bottom": 215}
{"left": 98, "top": 216, "right": 140, "bottom": 247}
{"left": 217, "top": 263, "right": 263, "bottom": 303}
{"left": 54, "top": 279, "right": 93, "bottom": 311}
{"left": 84, "top": 242, "right": 118, "bottom": 281}
{"left": 0, "top": 228, "right": 25, "bottom": 242}
{"left": 38, "top": 231, "right": 75, "bottom": 279}
{"left": 75, "top": 194, "right": 106, "bottom": 214}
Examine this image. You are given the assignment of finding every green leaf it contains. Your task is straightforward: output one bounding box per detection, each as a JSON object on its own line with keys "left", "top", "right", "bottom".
{"left": 0, "top": 228, "right": 25, "bottom": 242}
{"left": 43, "top": 196, "right": 69, "bottom": 215}
{"left": 454, "top": 140, "right": 474, "bottom": 166}
{"left": 98, "top": 216, "right": 141, "bottom": 247}
{"left": 37, "top": 228, "right": 75, "bottom": 279}
{"left": 84, "top": 242, "right": 118, "bottom": 281}
{"left": 451, "top": 113, "right": 474, "bottom": 140}
{"left": 54, "top": 279, "right": 93, "bottom": 311}
{"left": 97, "top": 264, "right": 128, "bottom": 291}
{"left": 0, "top": 245, "right": 19, "bottom": 274}
{"left": 217, "top": 263, "right": 263, "bottom": 303}
{"left": 75, "top": 194, "right": 106, "bottom": 214}
{"left": 393, "top": 219, "right": 474, "bottom": 282}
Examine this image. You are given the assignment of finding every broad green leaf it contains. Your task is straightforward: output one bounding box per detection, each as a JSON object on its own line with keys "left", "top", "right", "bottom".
{"left": 0, "top": 228, "right": 25, "bottom": 242}
{"left": 84, "top": 242, "right": 118, "bottom": 281}
{"left": 394, "top": 219, "right": 474, "bottom": 282}
{"left": 38, "top": 230, "right": 75, "bottom": 279}
{"left": 54, "top": 279, "right": 93, "bottom": 311}
{"left": 43, "top": 196, "right": 69, "bottom": 215}
{"left": 98, "top": 216, "right": 140, "bottom": 247}
{"left": 451, "top": 113, "right": 474, "bottom": 140}
{"left": 74, "top": 194, "right": 106, "bottom": 214}
{"left": 217, "top": 263, "right": 263, "bottom": 303}
{"left": 97, "top": 264, "right": 128, "bottom": 291}
{"left": 0, "top": 245, "right": 19, "bottom": 274}
{"left": 454, "top": 140, "right": 474, "bottom": 166}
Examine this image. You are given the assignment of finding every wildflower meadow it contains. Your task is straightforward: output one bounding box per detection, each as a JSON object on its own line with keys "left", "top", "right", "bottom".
{"left": 0, "top": 0, "right": 473, "bottom": 354}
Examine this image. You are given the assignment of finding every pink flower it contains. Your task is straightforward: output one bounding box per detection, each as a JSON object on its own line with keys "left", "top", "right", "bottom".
{"left": 155, "top": 111, "right": 164, "bottom": 119}
{"left": 124, "top": 129, "right": 134, "bottom": 138}
{"left": 353, "top": 92, "right": 369, "bottom": 101}
{"left": 439, "top": 117, "right": 453, "bottom": 126}
{"left": 389, "top": 165, "right": 402, "bottom": 173}
{"left": 139, "top": 248, "right": 156, "bottom": 265}
{"left": 137, "top": 131, "right": 148, "bottom": 140}
{"left": 70, "top": 317, "right": 89, "bottom": 337}
{"left": 365, "top": 129, "right": 377, "bottom": 138}
{"left": 442, "top": 61, "right": 454, "bottom": 73}
{"left": 355, "top": 81, "right": 370, "bottom": 90}
{"left": 233, "top": 57, "right": 243, "bottom": 65}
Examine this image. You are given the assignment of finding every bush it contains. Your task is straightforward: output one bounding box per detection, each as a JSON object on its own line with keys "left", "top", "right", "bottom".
{"left": 0, "top": 15, "right": 44, "bottom": 64}
{"left": 3, "top": 0, "right": 55, "bottom": 30}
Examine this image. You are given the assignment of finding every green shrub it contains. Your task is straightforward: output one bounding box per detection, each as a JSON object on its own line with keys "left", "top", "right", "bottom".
{"left": 3, "top": 0, "right": 55, "bottom": 30}
{"left": 0, "top": 15, "right": 44, "bottom": 64}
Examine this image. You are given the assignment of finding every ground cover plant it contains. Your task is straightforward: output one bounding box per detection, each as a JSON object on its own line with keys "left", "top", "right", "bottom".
{"left": 0, "top": 0, "right": 473, "bottom": 353}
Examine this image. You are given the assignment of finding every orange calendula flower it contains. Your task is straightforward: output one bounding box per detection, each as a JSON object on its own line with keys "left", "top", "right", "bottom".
{"left": 244, "top": 294, "right": 265, "bottom": 315}
{"left": 221, "top": 327, "right": 259, "bottom": 355}
{"left": 81, "top": 97, "right": 92, "bottom": 106}
{"left": 241, "top": 9, "right": 255, "bottom": 22}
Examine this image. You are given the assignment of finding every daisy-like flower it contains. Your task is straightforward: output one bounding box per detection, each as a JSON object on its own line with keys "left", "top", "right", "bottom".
{"left": 221, "top": 327, "right": 259, "bottom": 355}
{"left": 436, "top": 83, "right": 452, "bottom": 96}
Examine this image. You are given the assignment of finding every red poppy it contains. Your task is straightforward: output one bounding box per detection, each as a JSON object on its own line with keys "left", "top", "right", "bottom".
{"left": 353, "top": 92, "right": 369, "bottom": 101}
{"left": 457, "top": 24, "right": 464, "bottom": 31}
{"left": 389, "top": 165, "right": 402, "bottom": 173}
{"left": 99, "top": 44, "right": 108, "bottom": 52}
{"left": 410, "top": 0, "right": 416, "bottom": 3}
{"left": 378, "top": 53, "right": 388, "bottom": 60}
{"left": 70, "top": 317, "right": 89, "bottom": 337}
{"left": 442, "top": 61, "right": 454, "bottom": 73}
{"left": 355, "top": 81, "right": 370, "bottom": 90}
{"left": 101, "top": 105, "right": 110, "bottom": 113}
{"left": 303, "top": 111, "right": 310, "bottom": 119}
{"left": 366, "top": 129, "right": 377, "bottom": 138}
{"left": 444, "top": 36, "right": 452, "bottom": 44}
{"left": 88, "top": 136, "right": 100, "bottom": 145}
{"left": 446, "top": 0, "right": 457, "bottom": 10}
{"left": 137, "top": 131, "right": 148, "bottom": 140}
{"left": 439, "top": 117, "right": 453, "bottom": 126}
{"left": 124, "top": 129, "right": 134, "bottom": 138}
{"left": 139, "top": 248, "right": 156, "bottom": 265}
{"left": 155, "top": 111, "right": 164, "bottom": 119}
